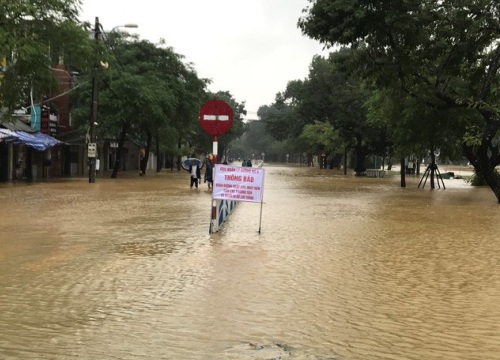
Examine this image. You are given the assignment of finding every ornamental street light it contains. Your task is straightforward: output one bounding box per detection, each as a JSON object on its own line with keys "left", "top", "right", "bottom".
{"left": 88, "top": 17, "right": 138, "bottom": 183}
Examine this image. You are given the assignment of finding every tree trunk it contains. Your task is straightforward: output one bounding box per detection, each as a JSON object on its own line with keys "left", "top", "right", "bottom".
{"left": 429, "top": 152, "right": 436, "bottom": 190}
{"left": 176, "top": 137, "right": 182, "bottom": 171}
{"left": 307, "top": 153, "right": 313, "bottom": 167}
{"left": 400, "top": 158, "right": 406, "bottom": 188}
{"left": 343, "top": 145, "right": 348, "bottom": 175}
{"left": 111, "top": 120, "right": 130, "bottom": 179}
{"left": 354, "top": 135, "right": 367, "bottom": 176}
{"left": 329, "top": 152, "right": 343, "bottom": 169}
{"left": 387, "top": 158, "right": 393, "bottom": 171}
{"left": 140, "top": 130, "right": 152, "bottom": 175}
{"left": 464, "top": 140, "right": 500, "bottom": 203}
{"left": 155, "top": 133, "right": 161, "bottom": 172}
{"left": 168, "top": 153, "right": 174, "bottom": 170}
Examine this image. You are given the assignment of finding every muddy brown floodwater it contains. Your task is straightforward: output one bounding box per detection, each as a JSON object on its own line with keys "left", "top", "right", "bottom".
{"left": 0, "top": 165, "right": 499, "bottom": 359}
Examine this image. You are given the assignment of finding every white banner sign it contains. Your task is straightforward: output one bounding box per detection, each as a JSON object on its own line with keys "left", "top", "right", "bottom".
{"left": 213, "top": 164, "right": 265, "bottom": 203}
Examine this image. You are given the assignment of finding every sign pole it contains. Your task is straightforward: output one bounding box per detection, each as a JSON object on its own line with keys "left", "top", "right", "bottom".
{"left": 258, "top": 200, "right": 263, "bottom": 234}
{"left": 211, "top": 135, "right": 218, "bottom": 232}
{"left": 212, "top": 135, "right": 218, "bottom": 166}
{"left": 199, "top": 100, "right": 234, "bottom": 234}
{"left": 258, "top": 171, "right": 265, "bottom": 234}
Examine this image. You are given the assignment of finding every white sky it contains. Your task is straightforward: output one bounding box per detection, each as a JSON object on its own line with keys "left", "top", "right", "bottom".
{"left": 79, "top": 0, "right": 327, "bottom": 120}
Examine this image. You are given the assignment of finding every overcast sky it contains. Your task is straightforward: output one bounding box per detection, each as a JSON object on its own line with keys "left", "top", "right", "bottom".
{"left": 79, "top": 0, "right": 327, "bottom": 120}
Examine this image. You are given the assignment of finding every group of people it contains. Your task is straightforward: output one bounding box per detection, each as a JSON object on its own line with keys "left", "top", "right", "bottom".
{"left": 188, "top": 157, "right": 213, "bottom": 190}
{"left": 188, "top": 156, "right": 253, "bottom": 189}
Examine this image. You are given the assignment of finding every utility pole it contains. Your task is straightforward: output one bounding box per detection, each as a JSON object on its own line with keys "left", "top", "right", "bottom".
{"left": 88, "top": 16, "right": 100, "bottom": 183}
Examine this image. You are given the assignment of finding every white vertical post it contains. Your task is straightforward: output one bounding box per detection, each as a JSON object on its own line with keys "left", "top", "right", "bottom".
{"left": 209, "top": 136, "right": 218, "bottom": 234}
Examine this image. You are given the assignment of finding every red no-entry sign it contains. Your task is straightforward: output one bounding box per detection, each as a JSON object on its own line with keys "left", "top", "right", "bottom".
{"left": 199, "top": 100, "right": 234, "bottom": 136}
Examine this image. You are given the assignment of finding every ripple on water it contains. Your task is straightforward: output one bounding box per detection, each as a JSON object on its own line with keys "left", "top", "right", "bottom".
{"left": 1, "top": 167, "right": 500, "bottom": 359}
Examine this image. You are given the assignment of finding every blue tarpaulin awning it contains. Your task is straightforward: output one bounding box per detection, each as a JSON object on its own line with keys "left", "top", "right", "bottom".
{"left": 0, "top": 129, "right": 62, "bottom": 151}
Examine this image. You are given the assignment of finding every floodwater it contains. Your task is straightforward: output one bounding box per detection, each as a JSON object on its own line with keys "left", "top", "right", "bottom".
{"left": 1, "top": 165, "right": 500, "bottom": 360}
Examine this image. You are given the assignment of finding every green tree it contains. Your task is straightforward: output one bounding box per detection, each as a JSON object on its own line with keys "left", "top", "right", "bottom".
{"left": 259, "top": 102, "right": 302, "bottom": 142}
{"left": 114, "top": 40, "right": 206, "bottom": 175}
{"left": 267, "top": 49, "right": 383, "bottom": 173}
{"left": 257, "top": 102, "right": 310, "bottom": 163}
{"left": 300, "top": 120, "right": 339, "bottom": 155}
{"left": 306, "top": 50, "right": 373, "bottom": 173}
{"left": 0, "top": 0, "right": 92, "bottom": 114}
{"left": 299, "top": 0, "right": 500, "bottom": 202}
{"left": 72, "top": 36, "right": 209, "bottom": 177}
{"left": 165, "top": 54, "right": 210, "bottom": 171}
{"left": 229, "top": 118, "right": 282, "bottom": 163}
{"left": 366, "top": 88, "right": 465, "bottom": 188}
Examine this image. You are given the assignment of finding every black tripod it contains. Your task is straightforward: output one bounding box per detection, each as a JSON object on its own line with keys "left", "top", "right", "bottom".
{"left": 418, "top": 163, "right": 446, "bottom": 189}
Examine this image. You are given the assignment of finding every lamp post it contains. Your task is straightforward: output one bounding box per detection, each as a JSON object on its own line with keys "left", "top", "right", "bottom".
{"left": 88, "top": 17, "right": 138, "bottom": 183}
{"left": 88, "top": 17, "right": 100, "bottom": 183}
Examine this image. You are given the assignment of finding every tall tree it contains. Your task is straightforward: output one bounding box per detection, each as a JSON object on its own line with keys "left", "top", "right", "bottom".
{"left": 260, "top": 101, "right": 303, "bottom": 142}
{"left": 229, "top": 118, "right": 285, "bottom": 163}
{"left": 71, "top": 37, "right": 209, "bottom": 177}
{"left": 0, "top": 0, "right": 91, "bottom": 114}
{"left": 299, "top": 0, "right": 500, "bottom": 202}
{"left": 368, "top": 87, "right": 469, "bottom": 187}
{"left": 266, "top": 49, "right": 382, "bottom": 173}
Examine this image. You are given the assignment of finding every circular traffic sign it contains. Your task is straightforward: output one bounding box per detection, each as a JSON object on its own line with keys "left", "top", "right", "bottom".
{"left": 199, "top": 100, "right": 234, "bottom": 136}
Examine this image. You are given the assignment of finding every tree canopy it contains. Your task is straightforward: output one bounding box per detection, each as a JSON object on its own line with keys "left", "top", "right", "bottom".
{"left": 0, "top": 0, "right": 92, "bottom": 114}
{"left": 299, "top": 0, "right": 500, "bottom": 201}
{"left": 70, "top": 33, "right": 248, "bottom": 176}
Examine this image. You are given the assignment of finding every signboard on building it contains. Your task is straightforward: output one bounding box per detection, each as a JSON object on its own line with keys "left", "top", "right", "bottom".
{"left": 40, "top": 105, "right": 50, "bottom": 134}
{"left": 49, "top": 114, "right": 58, "bottom": 136}
{"left": 30, "top": 105, "right": 41, "bottom": 131}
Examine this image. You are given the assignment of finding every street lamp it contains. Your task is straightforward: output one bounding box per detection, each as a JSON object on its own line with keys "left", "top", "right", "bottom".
{"left": 88, "top": 17, "right": 138, "bottom": 183}
{"left": 109, "top": 24, "right": 138, "bottom": 33}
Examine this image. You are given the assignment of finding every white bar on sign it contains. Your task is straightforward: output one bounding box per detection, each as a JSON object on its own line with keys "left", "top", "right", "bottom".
{"left": 203, "top": 114, "right": 230, "bottom": 121}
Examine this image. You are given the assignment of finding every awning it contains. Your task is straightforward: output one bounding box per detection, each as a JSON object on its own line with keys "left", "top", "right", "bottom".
{"left": 0, "top": 128, "right": 17, "bottom": 142}
{"left": 0, "top": 128, "right": 17, "bottom": 141}
{"left": 0, "top": 129, "right": 62, "bottom": 150}
{"left": 1, "top": 119, "right": 36, "bottom": 133}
